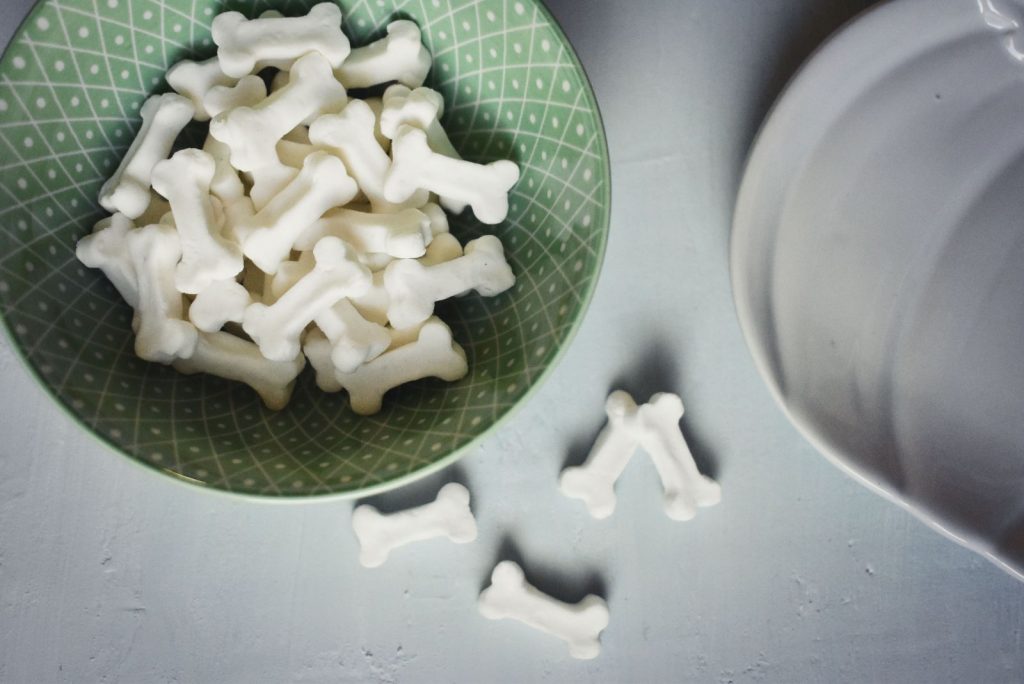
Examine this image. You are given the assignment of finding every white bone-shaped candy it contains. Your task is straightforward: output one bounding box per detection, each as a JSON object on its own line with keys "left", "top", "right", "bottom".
{"left": 166, "top": 57, "right": 236, "bottom": 121}
{"left": 99, "top": 93, "right": 194, "bottom": 219}
{"left": 478, "top": 561, "right": 610, "bottom": 660}
{"left": 364, "top": 96, "right": 390, "bottom": 151}
{"left": 76, "top": 213, "right": 138, "bottom": 307}
{"left": 202, "top": 74, "right": 267, "bottom": 120}
{"left": 212, "top": 3, "right": 350, "bottom": 78}
{"left": 383, "top": 235, "right": 514, "bottom": 329}
{"left": 310, "top": 100, "right": 427, "bottom": 212}
{"left": 315, "top": 299, "right": 392, "bottom": 373}
{"left": 351, "top": 482, "right": 477, "bottom": 568}
{"left": 243, "top": 237, "right": 370, "bottom": 362}
{"left": 202, "top": 135, "right": 245, "bottom": 203}
{"left": 560, "top": 391, "right": 721, "bottom": 521}
{"left": 210, "top": 51, "right": 347, "bottom": 172}
{"left": 248, "top": 161, "right": 299, "bottom": 212}
{"left": 336, "top": 317, "right": 467, "bottom": 415}
{"left": 174, "top": 331, "right": 305, "bottom": 410}
{"left": 380, "top": 85, "right": 460, "bottom": 159}
{"left": 151, "top": 149, "right": 243, "bottom": 294}
{"left": 127, "top": 224, "right": 198, "bottom": 364}
{"left": 269, "top": 251, "right": 315, "bottom": 300}
{"left": 303, "top": 327, "right": 342, "bottom": 392}
{"left": 295, "top": 206, "right": 430, "bottom": 257}
{"left": 385, "top": 125, "right": 519, "bottom": 224}
{"left": 241, "top": 151, "right": 358, "bottom": 273}
{"left": 222, "top": 196, "right": 256, "bottom": 246}
{"left": 189, "top": 279, "right": 251, "bottom": 332}
{"left": 276, "top": 139, "right": 320, "bottom": 169}
{"left": 635, "top": 393, "right": 722, "bottom": 521}
{"left": 335, "top": 20, "right": 431, "bottom": 89}
{"left": 559, "top": 391, "right": 643, "bottom": 519}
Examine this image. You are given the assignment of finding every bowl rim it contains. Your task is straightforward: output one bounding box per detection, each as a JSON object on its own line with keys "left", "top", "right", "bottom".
{"left": 0, "top": 0, "right": 612, "bottom": 502}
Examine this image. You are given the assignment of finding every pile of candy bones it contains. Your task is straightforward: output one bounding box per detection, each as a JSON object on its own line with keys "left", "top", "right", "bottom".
{"left": 76, "top": 4, "right": 520, "bottom": 414}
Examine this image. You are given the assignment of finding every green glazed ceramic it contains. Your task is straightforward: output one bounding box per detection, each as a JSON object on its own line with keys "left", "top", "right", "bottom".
{"left": 0, "top": 0, "right": 610, "bottom": 497}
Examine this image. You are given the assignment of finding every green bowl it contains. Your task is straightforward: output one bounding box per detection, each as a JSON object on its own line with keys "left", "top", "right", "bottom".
{"left": 0, "top": 0, "right": 609, "bottom": 497}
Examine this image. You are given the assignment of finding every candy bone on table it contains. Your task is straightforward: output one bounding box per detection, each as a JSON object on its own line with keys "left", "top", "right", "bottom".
{"left": 384, "top": 125, "right": 520, "bottom": 225}
{"left": 335, "top": 317, "right": 467, "bottom": 415}
{"left": 380, "top": 85, "right": 461, "bottom": 160}
{"left": 202, "top": 74, "right": 267, "bottom": 120}
{"left": 560, "top": 391, "right": 721, "bottom": 521}
{"left": 165, "top": 56, "right": 236, "bottom": 122}
{"left": 151, "top": 148, "right": 243, "bottom": 294}
{"left": 76, "top": 214, "right": 139, "bottom": 308}
{"left": 209, "top": 51, "right": 347, "bottom": 173}
{"left": 294, "top": 206, "right": 431, "bottom": 258}
{"left": 173, "top": 331, "right": 305, "bottom": 410}
{"left": 314, "top": 298, "right": 392, "bottom": 373}
{"left": 303, "top": 327, "right": 342, "bottom": 392}
{"left": 211, "top": 2, "right": 350, "bottom": 78}
{"left": 351, "top": 482, "right": 477, "bottom": 568}
{"left": 99, "top": 93, "right": 194, "bottom": 219}
{"left": 478, "top": 561, "right": 610, "bottom": 660}
{"left": 242, "top": 237, "right": 370, "bottom": 362}
{"left": 335, "top": 20, "right": 431, "bottom": 90}
{"left": 240, "top": 151, "right": 358, "bottom": 274}
{"left": 383, "top": 235, "right": 514, "bottom": 329}
{"left": 189, "top": 279, "right": 251, "bottom": 333}
{"left": 127, "top": 224, "right": 198, "bottom": 364}
{"left": 310, "top": 99, "right": 428, "bottom": 212}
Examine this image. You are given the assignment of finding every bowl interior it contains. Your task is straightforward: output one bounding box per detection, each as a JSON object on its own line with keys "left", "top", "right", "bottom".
{"left": 0, "top": 0, "right": 609, "bottom": 497}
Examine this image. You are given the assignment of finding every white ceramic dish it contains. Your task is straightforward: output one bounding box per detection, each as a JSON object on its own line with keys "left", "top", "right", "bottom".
{"left": 732, "top": 0, "right": 1024, "bottom": 578}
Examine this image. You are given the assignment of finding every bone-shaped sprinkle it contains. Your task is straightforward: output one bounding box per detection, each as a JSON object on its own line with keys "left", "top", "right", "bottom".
{"left": 352, "top": 482, "right": 477, "bottom": 568}
{"left": 242, "top": 237, "right": 370, "bottom": 362}
{"left": 99, "top": 93, "right": 194, "bottom": 219}
{"left": 380, "top": 85, "right": 461, "bottom": 160}
{"left": 336, "top": 317, "right": 467, "bottom": 415}
{"left": 310, "top": 99, "right": 427, "bottom": 212}
{"left": 76, "top": 213, "right": 139, "bottom": 307}
{"left": 127, "top": 224, "right": 198, "bottom": 364}
{"left": 166, "top": 57, "right": 237, "bottom": 121}
{"left": 241, "top": 151, "right": 358, "bottom": 274}
{"left": 478, "top": 561, "right": 610, "bottom": 660}
{"left": 151, "top": 148, "right": 243, "bottom": 294}
{"left": 174, "top": 331, "right": 305, "bottom": 410}
{"left": 212, "top": 3, "right": 350, "bottom": 78}
{"left": 295, "top": 206, "right": 430, "bottom": 257}
{"left": 335, "top": 20, "right": 431, "bottom": 90}
{"left": 202, "top": 74, "right": 267, "bottom": 120}
{"left": 560, "top": 391, "right": 721, "bottom": 521}
{"left": 189, "top": 279, "right": 251, "bottom": 333}
{"left": 385, "top": 125, "right": 519, "bottom": 224}
{"left": 210, "top": 51, "right": 347, "bottom": 172}
{"left": 383, "top": 235, "right": 514, "bottom": 329}
{"left": 315, "top": 299, "right": 392, "bottom": 373}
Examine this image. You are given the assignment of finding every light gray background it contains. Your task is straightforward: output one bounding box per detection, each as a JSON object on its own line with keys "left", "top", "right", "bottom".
{"left": 2, "top": 1, "right": 1023, "bottom": 682}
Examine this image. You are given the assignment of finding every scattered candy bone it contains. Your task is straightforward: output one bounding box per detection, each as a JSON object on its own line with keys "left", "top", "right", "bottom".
{"left": 174, "top": 331, "right": 305, "bottom": 410}
{"left": 314, "top": 299, "right": 392, "bottom": 373}
{"left": 335, "top": 20, "right": 431, "bottom": 89}
{"left": 166, "top": 57, "right": 237, "bottom": 121}
{"left": 294, "top": 206, "right": 431, "bottom": 258}
{"left": 76, "top": 214, "right": 139, "bottom": 307}
{"left": 385, "top": 125, "right": 519, "bottom": 224}
{"left": 384, "top": 235, "right": 515, "bottom": 329}
{"left": 310, "top": 99, "right": 428, "bottom": 212}
{"left": 381, "top": 85, "right": 461, "bottom": 160}
{"left": 203, "top": 74, "right": 267, "bottom": 120}
{"left": 351, "top": 482, "right": 477, "bottom": 568}
{"left": 478, "top": 561, "right": 610, "bottom": 660}
{"left": 336, "top": 317, "right": 467, "bottom": 415}
{"left": 210, "top": 51, "right": 347, "bottom": 172}
{"left": 212, "top": 2, "right": 351, "bottom": 78}
{"left": 99, "top": 93, "right": 194, "bottom": 219}
{"left": 189, "top": 279, "right": 251, "bottom": 333}
{"left": 560, "top": 391, "right": 721, "bottom": 521}
{"left": 241, "top": 151, "right": 359, "bottom": 273}
{"left": 151, "top": 148, "right": 243, "bottom": 294}
{"left": 127, "top": 224, "right": 198, "bottom": 364}
{"left": 243, "top": 237, "right": 370, "bottom": 362}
